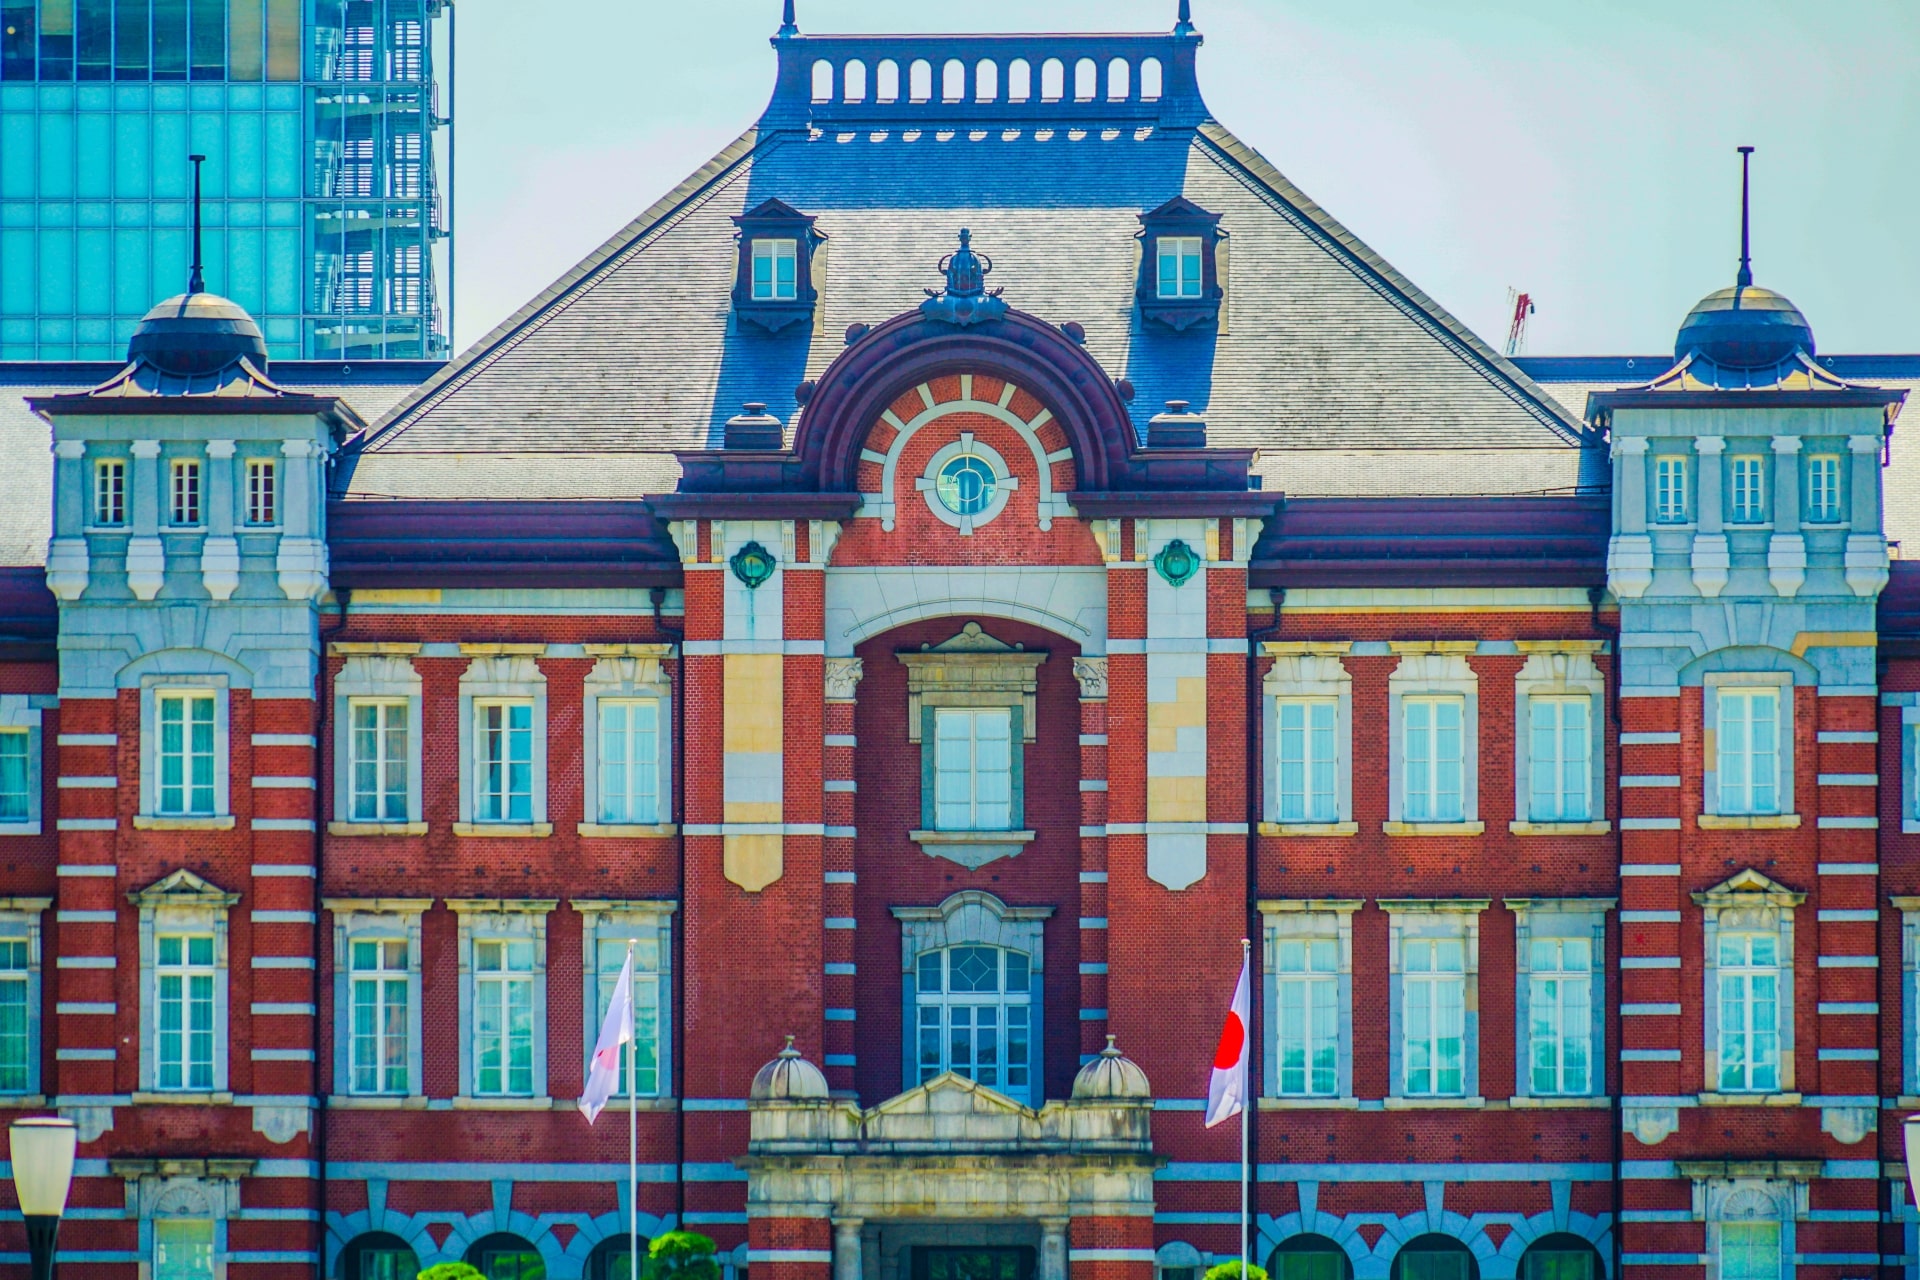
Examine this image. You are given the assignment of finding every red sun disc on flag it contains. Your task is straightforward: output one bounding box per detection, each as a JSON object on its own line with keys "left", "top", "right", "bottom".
{"left": 1212, "top": 1010, "right": 1245, "bottom": 1069}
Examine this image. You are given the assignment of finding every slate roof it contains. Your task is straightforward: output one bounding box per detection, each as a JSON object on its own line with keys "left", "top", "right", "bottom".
{"left": 355, "top": 24, "right": 1602, "bottom": 504}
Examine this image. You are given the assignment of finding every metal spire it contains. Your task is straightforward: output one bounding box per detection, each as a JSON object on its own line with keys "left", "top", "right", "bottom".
{"left": 187, "top": 153, "right": 206, "bottom": 294}
{"left": 1736, "top": 144, "right": 1754, "bottom": 290}
{"left": 1174, "top": 0, "right": 1195, "bottom": 36}
{"left": 777, "top": 0, "right": 797, "bottom": 37}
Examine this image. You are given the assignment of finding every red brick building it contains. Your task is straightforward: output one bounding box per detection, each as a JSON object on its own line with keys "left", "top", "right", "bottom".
{"left": 4, "top": 8, "right": 1920, "bottom": 1280}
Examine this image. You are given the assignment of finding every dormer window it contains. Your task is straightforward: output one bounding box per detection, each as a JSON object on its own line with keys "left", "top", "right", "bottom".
{"left": 731, "top": 198, "right": 823, "bottom": 334}
{"left": 752, "top": 239, "right": 798, "bottom": 301}
{"left": 1136, "top": 197, "right": 1224, "bottom": 331}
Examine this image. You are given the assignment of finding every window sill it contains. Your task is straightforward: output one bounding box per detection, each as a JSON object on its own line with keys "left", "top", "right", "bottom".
{"left": 0, "top": 822, "right": 42, "bottom": 837}
{"left": 1697, "top": 1091, "right": 1802, "bottom": 1107}
{"left": 1259, "top": 1096, "right": 1358, "bottom": 1110}
{"left": 578, "top": 822, "right": 679, "bottom": 839}
{"left": 1258, "top": 821, "right": 1359, "bottom": 837}
{"left": 1383, "top": 1095, "right": 1486, "bottom": 1110}
{"left": 1697, "top": 813, "right": 1800, "bottom": 830}
{"left": 909, "top": 829, "right": 1035, "bottom": 870}
{"left": 328, "top": 821, "right": 428, "bottom": 836}
{"left": 452, "top": 1095, "right": 554, "bottom": 1110}
{"left": 547, "top": 1096, "right": 677, "bottom": 1112}
{"left": 1507, "top": 1095, "right": 1611, "bottom": 1109}
{"left": 131, "top": 1091, "right": 235, "bottom": 1105}
{"left": 1382, "top": 821, "right": 1485, "bottom": 837}
{"left": 330, "top": 1094, "right": 430, "bottom": 1110}
{"left": 451, "top": 822, "right": 553, "bottom": 838}
{"left": 1509, "top": 820, "right": 1611, "bottom": 836}
{"left": 133, "top": 815, "right": 234, "bottom": 831}
{"left": 0, "top": 1094, "right": 47, "bottom": 1108}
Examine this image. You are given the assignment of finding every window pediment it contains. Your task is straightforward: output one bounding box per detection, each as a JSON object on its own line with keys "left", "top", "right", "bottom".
{"left": 898, "top": 622, "right": 1047, "bottom": 742}
{"left": 1692, "top": 868, "right": 1806, "bottom": 909}
{"left": 129, "top": 868, "right": 240, "bottom": 909}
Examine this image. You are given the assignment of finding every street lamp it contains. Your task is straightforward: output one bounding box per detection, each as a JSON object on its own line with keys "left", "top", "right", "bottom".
{"left": 9, "top": 1117, "right": 76, "bottom": 1280}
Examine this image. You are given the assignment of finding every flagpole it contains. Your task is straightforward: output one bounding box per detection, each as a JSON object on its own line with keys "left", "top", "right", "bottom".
{"left": 1240, "top": 935, "right": 1250, "bottom": 1280}
{"left": 628, "top": 939, "right": 639, "bottom": 1280}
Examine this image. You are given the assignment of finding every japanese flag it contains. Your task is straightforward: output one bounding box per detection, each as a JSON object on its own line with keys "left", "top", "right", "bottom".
{"left": 1205, "top": 951, "right": 1250, "bottom": 1128}
{"left": 578, "top": 948, "right": 634, "bottom": 1124}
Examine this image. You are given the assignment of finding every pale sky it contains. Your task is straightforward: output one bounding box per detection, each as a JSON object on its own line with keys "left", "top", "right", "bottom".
{"left": 447, "top": 0, "right": 1920, "bottom": 358}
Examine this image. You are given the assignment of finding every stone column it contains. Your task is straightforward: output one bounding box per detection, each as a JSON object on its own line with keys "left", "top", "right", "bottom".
{"left": 45, "top": 439, "right": 90, "bottom": 599}
{"left": 1606, "top": 435, "right": 1652, "bottom": 597}
{"left": 1039, "top": 1218, "right": 1069, "bottom": 1280}
{"left": 202, "top": 439, "right": 240, "bottom": 600}
{"left": 276, "top": 438, "right": 329, "bottom": 600}
{"left": 126, "top": 438, "right": 165, "bottom": 599}
{"left": 1690, "top": 436, "right": 1728, "bottom": 596}
{"left": 1767, "top": 435, "right": 1805, "bottom": 598}
{"left": 832, "top": 1217, "right": 863, "bottom": 1280}
{"left": 1844, "top": 434, "right": 1888, "bottom": 596}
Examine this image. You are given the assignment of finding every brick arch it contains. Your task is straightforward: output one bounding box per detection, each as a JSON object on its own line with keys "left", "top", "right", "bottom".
{"left": 793, "top": 307, "right": 1135, "bottom": 494}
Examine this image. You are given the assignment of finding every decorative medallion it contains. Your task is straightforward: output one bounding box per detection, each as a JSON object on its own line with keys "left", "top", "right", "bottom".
{"left": 920, "top": 228, "right": 1008, "bottom": 327}
{"left": 1154, "top": 538, "right": 1201, "bottom": 587}
{"left": 729, "top": 540, "right": 777, "bottom": 589}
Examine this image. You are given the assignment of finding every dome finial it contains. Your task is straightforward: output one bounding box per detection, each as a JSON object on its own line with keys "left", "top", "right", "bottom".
{"left": 1174, "top": 0, "right": 1195, "bottom": 36}
{"left": 187, "top": 153, "right": 207, "bottom": 295}
{"left": 1736, "top": 145, "right": 1755, "bottom": 290}
{"left": 777, "top": 0, "right": 797, "bottom": 37}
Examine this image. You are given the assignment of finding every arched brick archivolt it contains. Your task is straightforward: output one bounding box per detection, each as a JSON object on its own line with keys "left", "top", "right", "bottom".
{"left": 859, "top": 373, "right": 1076, "bottom": 532}
{"left": 1256, "top": 1203, "right": 1613, "bottom": 1280}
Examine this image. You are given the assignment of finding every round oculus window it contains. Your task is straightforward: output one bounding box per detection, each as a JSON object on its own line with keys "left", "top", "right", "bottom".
{"left": 935, "top": 454, "right": 997, "bottom": 516}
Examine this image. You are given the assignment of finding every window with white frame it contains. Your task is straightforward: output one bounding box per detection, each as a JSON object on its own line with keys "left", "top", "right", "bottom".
{"left": 473, "top": 937, "right": 536, "bottom": 1096}
{"left": 350, "top": 938, "right": 410, "bottom": 1095}
{"left": 1720, "top": 1223, "right": 1780, "bottom": 1280}
{"left": 155, "top": 690, "right": 217, "bottom": 816}
{"left": 592, "top": 929, "right": 666, "bottom": 1097}
{"left": 597, "top": 700, "right": 660, "bottom": 825}
{"left": 915, "top": 943, "right": 1031, "bottom": 1094}
{"left": 1728, "top": 454, "right": 1766, "bottom": 523}
{"left": 1716, "top": 687, "right": 1781, "bottom": 816}
{"left": 245, "top": 458, "right": 277, "bottom": 525}
{"left": 1715, "top": 931, "right": 1781, "bottom": 1093}
{"left": 1805, "top": 453, "right": 1842, "bottom": 523}
{"left": 1403, "top": 697, "right": 1465, "bottom": 823}
{"left": 751, "top": 238, "right": 797, "bottom": 301}
{"left": 348, "top": 700, "right": 409, "bottom": 822}
{"left": 169, "top": 458, "right": 201, "bottom": 526}
{"left": 1528, "top": 696, "right": 1591, "bottom": 822}
{"left": 1402, "top": 937, "right": 1465, "bottom": 1096}
{"left": 0, "top": 937, "right": 28, "bottom": 1093}
{"left": 1528, "top": 935, "right": 1593, "bottom": 1095}
{"left": 1275, "top": 699, "right": 1338, "bottom": 824}
{"left": 1695, "top": 872, "right": 1800, "bottom": 1100}
{"left": 1653, "top": 454, "right": 1689, "bottom": 524}
{"left": 0, "top": 729, "right": 29, "bottom": 823}
{"left": 933, "top": 707, "right": 1014, "bottom": 831}
{"left": 154, "top": 1218, "right": 216, "bottom": 1280}
{"left": 1704, "top": 1183, "right": 1794, "bottom": 1280}
{"left": 474, "top": 700, "right": 534, "bottom": 823}
{"left": 1274, "top": 933, "right": 1338, "bottom": 1096}
{"left": 95, "top": 458, "right": 125, "bottom": 526}
{"left": 1157, "top": 235, "right": 1202, "bottom": 298}
{"left": 155, "top": 933, "right": 217, "bottom": 1091}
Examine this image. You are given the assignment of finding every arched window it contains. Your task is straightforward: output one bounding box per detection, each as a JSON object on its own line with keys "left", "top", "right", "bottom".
{"left": 1140, "top": 57, "right": 1163, "bottom": 101}
{"left": 1073, "top": 57, "right": 1096, "bottom": 101}
{"left": 1007, "top": 58, "right": 1031, "bottom": 102}
{"left": 1517, "top": 1234, "right": 1600, "bottom": 1280}
{"left": 875, "top": 59, "right": 899, "bottom": 103}
{"left": 810, "top": 59, "right": 834, "bottom": 103}
{"left": 468, "top": 1233, "right": 547, "bottom": 1280}
{"left": 344, "top": 1233, "right": 420, "bottom": 1280}
{"left": 1107, "top": 57, "right": 1130, "bottom": 101}
{"left": 1039, "top": 57, "right": 1063, "bottom": 102}
{"left": 590, "top": 1235, "right": 647, "bottom": 1280}
{"left": 843, "top": 59, "right": 866, "bottom": 102}
{"left": 975, "top": 58, "right": 998, "bottom": 102}
{"left": 896, "top": 891, "right": 1053, "bottom": 1105}
{"left": 909, "top": 58, "right": 933, "bottom": 103}
{"left": 942, "top": 58, "right": 965, "bottom": 102}
{"left": 1270, "top": 1235, "right": 1352, "bottom": 1280}
{"left": 915, "top": 944, "right": 1033, "bottom": 1093}
{"left": 1389, "top": 1235, "right": 1477, "bottom": 1280}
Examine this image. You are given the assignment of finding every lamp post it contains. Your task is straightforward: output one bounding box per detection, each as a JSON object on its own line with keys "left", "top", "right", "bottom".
{"left": 9, "top": 1117, "right": 76, "bottom": 1280}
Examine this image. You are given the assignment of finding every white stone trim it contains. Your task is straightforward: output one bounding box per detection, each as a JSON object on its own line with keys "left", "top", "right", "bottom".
{"left": 916, "top": 432, "right": 1018, "bottom": 535}
{"left": 1381, "top": 899, "right": 1488, "bottom": 1102}
{"left": 457, "top": 655, "right": 549, "bottom": 827}
{"left": 873, "top": 387, "right": 1068, "bottom": 533}
{"left": 1257, "top": 899, "right": 1360, "bottom": 1103}
{"left": 133, "top": 872, "right": 239, "bottom": 1094}
{"left": 138, "top": 675, "right": 231, "bottom": 820}
{"left": 1512, "top": 648, "right": 1607, "bottom": 824}
{"left": 581, "top": 653, "right": 674, "bottom": 829}
{"left": 1694, "top": 873, "right": 1802, "bottom": 1096}
{"left": 448, "top": 898, "right": 556, "bottom": 1102}
{"left": 324, "top": 898, "right": 429, "bottom": 1102}
{"left": 1261, "top": 645, "right": 1353, "bottom": 826}
{"left": 1507, "top": 898, "right": 1614, "bottom": 1101}
{"left": 1702, "top": 671, "right": 1796, "bottom": 819}
{"left": 333, "top": 654, "right": 424, "bottom": 826}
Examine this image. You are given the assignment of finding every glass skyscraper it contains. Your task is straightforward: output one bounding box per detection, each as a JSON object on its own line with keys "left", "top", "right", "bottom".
{"left": 0, "top": 0, "right": 450, "bottom": 360}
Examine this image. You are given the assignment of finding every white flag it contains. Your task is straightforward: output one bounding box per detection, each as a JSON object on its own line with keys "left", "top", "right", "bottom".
{"left": 1205, "top": 951, "right": 1250, "bottom": 1128}
{"left": 578, "top": 948, "right": 634, "bottom": 1124}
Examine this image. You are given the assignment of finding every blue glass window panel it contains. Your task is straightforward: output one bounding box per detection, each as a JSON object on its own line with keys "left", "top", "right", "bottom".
{"left": 152, "top": 0, "right": 188, "bottom": 79}
{"left": 263, "top": 109, "right": 296, "bottom": 195}
{"left": 189, "top": 113, "right": 222, "bottom": 192}
{"left": 76, "top": 0, "right": 109, "bottom": 79}
{"left": 1, "top": 229, "right": 32, "bottom": 312}
{"left": 76, "top": 112, "right": 109, "bottom": 194}
{"left": 189, "top": 0, "right": 223, "bottom": 79}
{"left": 41, "top": 0, "right": 74, "bottom": 80}
{"left": 0, "top": 3, "right": 35, "bottom": 80}
{"left": 153, "top": 226, "right": 186, "bottom": 290}
{"left": 227, "top": 112, "right": 260, "bottom": 196}
{"left": 76, "top": 227, "right": 107, "bottom": 310}
{"left": 152, "top": 113, "right": 188, "bottom": 195}
{"left": 112, "top": 228, "right": 146, "bottom": 311}
{"left": 39, "top": 112, "right": 74, "bottom": 196}
{"left": 114, "top": 111, "right": 148, "bottom": 195}
{"left": 39, "top": 227, "right": 71, "bottom": 309}
{"left": 0, "top": 115, "right": 32, "bottom": 196}
{"left": 115, "top": 0, "right": 147, "bottom": 78}
{"left": 198, "top": 226, "right": 223, "bottom": 295}
{"left": 263, "top": 225, "right": 295, "bottom": 310}
{"left": 225, "top": 227, "right": 260, "bottom": 311}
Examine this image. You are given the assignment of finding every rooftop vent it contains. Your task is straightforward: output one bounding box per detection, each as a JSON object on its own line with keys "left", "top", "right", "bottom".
{"left": 1146, "top": 399, "right": 1206, "bottom": 448}
{"left": 724, "top": 402, "right": 786, "bottom": 450}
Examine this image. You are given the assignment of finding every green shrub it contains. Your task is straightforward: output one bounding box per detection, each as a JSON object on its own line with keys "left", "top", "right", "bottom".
{"left": 643, "top": 1231, "right": 721, "bottom": 1280}
{"left": 1204, "top": 1262, "right": 1268, "bottom": 1280}
{"left": 417, "top": 1265, "right": 485, "bottom": 1280}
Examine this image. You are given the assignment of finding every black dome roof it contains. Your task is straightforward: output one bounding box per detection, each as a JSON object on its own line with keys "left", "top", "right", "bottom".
{"left": 1673, "top": 284, "right": 1815, "bottom": 370}
{"left": 127, "top": 291, "right": 270, "bottom": 377}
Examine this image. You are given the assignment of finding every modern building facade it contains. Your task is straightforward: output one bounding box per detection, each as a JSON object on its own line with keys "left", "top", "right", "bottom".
{"left": 6, "top": 7, "right": 1920, "bottom": 1280}
{"left": 0, "top": 0, "right": 451, "bottom": 362}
